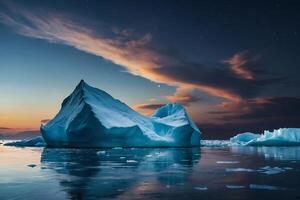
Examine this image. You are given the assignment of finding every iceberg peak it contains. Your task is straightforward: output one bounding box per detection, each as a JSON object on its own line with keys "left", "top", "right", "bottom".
{"left": 41, "top": 81, "right": 201, "bottom": 147}
{"left": 152, "top": 103, "right": 199, "bottom": 132}
{"left": 75, "top": 79, "right": 88, "bottom": 91}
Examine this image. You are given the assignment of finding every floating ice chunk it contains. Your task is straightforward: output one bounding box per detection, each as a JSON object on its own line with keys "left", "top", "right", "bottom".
{"left": 4, "top": 136, "right": 46, "bottom": 147}
{"left": 226, "top": 168, "right": 256, "bottom": 172}
{"left": 216, "top": 161, "right": 239, "bottom": 164}
{"left": 226, "top": 185, "right": 246, "bottom": 189}
{"left": 194, "top": 187, "right": 208, "bottom": 190}
{"left": 126, "top": 160, "right": 138, "bottom": 163}
{"left": 283, "top": 167, "right": 293, "bottom": 170}
{"left": 41, "top": 80, "right": 201, "bottom": 148}
{"left": 259, "top": 166, "right": 293, "bottom": 175}
{"left": 97, "top": 150, "right": 106, "bottom": 155}
{"left": 227, "top": 166, "right": 291, "bottom": 175}
{"left": 259, "top": 166, "right": 285, "bottom": 175}
{"left": 249, "top": 184, "right": 286, "bottom": 190}
{"left": 113, "top": 147, "right": 123, "bottom": 149}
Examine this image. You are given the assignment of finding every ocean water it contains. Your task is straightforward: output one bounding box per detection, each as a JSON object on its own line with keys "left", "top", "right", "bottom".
{"left": 1, "top": 144, "right": 300, "bottom": 199}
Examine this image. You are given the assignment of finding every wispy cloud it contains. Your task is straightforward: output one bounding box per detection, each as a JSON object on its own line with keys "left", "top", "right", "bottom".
{"left": 0, "top": 2, "right": 281, "bottom": 103}
{"left": 224, "top": 51, "right": 259, "bottom": 80}
{"left": 202, "top": 96, "right": 300, "bottom": 138}
{"left": 134, "top": 103, "right": 165, "bottom": 110}
{"left": 133, "top": 103, "right": 165, "bottom": 116}
{"left": 166, "top": 86, "right": 202, "bottom": 105}
{"left": 40, "top": 119, "right": 50, "bottom": 124}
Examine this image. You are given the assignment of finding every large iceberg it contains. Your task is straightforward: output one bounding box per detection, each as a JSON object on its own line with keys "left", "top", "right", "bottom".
{"left": 230, "top": 128, "right": 300, "bottom": 146}
{"left": 41, "top": 80, "right": 201, "bottom": 147}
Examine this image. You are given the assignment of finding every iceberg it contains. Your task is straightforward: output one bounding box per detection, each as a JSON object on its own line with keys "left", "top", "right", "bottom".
{"left": 230, "top": 128, "right": 300, "bottom": 146}
{"left": 4, "top": 136, "right": 46, "bottom": 147}
{"left": 230, "top": 132, "right": 260, "bottom": 144}
{"left": 41, "top": 80, "right": 201, "bottom": 147}
{"left": 201, "top": 140, "right": 231, "bottom": 147}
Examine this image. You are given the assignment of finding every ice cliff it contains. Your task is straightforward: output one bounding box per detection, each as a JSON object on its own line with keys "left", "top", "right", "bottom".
{"left": 40, "top": 80, "right": 201, "bottom": 147}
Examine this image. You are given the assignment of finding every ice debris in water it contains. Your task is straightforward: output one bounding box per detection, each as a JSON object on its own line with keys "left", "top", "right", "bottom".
{"left": 226, "top": 168, "right": 256, "bottom": 172}
{"left": 96, "top": 150, "right": 106, "bottom": 155}
{"left": 249, "top": 184, "right": 286, "bottom": 190}
{"left": 41, "top": 80, "right": 201, "bottom": 148}
{"left": 194, "top": 187, "right": 208, "bottom": 191}
{"left": 126, "top": 160, "right": 138, "bottom": 163}
{"left": 226, "top": 166, "right": 293, "bottom": 175}
{"left": 259, "top": 166, "right": 293, "bottom": 175}
{"left": 113, "top": 147, "right": 123, "bottom": 149}
{"left": 216, "top": 161, "right": 239, "bottom": 164}
{"left": 226, "top": 185, "right": 246, "bottom": 189}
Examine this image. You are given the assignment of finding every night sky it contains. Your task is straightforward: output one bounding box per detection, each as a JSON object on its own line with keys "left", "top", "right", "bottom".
{"left": 0, "top": 0, "right": 300, "bottom": 139}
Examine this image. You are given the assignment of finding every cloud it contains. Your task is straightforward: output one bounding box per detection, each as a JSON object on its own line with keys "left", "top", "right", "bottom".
{"left": 40, "top": 119, "right": 50, "bottom": 124}
{"left": 225, "top": 97, "right": 300, "bottom": 120}
{"left": 224, "top": 51, "right": 258, "bottom": 80}
{"left": 166, "top": 86, "right": 202, "bottom": 105}
{"left": 133, "top": 103, "right": 165, "bottom": 116}
{"left": 212, "top": 97, "right": 300, "bottom": 120}
{"left": 0, "top": 2, "right": 282, "bottom": 103}
{"left": 134, "top": 103, "right": 165, "bottom": 110}
{"left": 202, "top": 96, "right": 300, "bottom": 138}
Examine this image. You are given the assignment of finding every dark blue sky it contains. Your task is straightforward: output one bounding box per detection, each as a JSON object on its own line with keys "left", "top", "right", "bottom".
{"left": 0, "top": 0, "right": 300, "bottom": 138}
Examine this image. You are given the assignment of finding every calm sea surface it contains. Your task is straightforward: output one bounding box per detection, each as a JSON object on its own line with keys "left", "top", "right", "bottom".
{"left": 1, "top": 144, "right": 300, "bottom": 199}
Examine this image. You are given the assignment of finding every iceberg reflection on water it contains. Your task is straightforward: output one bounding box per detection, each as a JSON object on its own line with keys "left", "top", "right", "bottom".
{"left": 230, "top": 146, "right": 300, "bottom": 161}
{"left": 40, "top": 148, "right": 201, "bottom": 199}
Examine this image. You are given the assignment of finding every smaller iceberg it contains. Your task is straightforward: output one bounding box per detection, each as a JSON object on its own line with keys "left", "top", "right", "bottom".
{"left": 230, "top": 128, "right": 300, "bottom": 146}
{"left": 230, "top": 132, "right": 260, "bottom": 144}
{"left": 4, "top": 136, "right": 46, "bottom": 147}
{"left": 201, "top": 140, "right": 231, "bottom": 147}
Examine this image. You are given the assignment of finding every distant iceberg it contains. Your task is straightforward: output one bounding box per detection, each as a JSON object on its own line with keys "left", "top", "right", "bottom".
{"left": 40, "top": 80, "right": 201, "bottom": 147}
{"left": 4, "top": 136, "right": 46, "bottom": 147}
{"left": 230, "top": 132, "right": 261, "bottom": 144}
{"left": 201, "top": 140, "right": 231, "bottom": 147}
{"left": 230, "top": 128, "right": 300, "bottom": 146}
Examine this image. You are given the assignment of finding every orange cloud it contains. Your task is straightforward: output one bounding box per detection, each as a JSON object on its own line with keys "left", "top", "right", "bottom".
{"left": 166, "top": 86, "right": 202, "bottom": 105}
{"left": 0, "top": 3, "right": 248, "bottom": 102}
{"left": 224, "top": 51, "right": 258, "bottom": 80}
